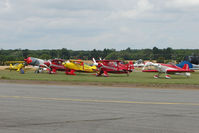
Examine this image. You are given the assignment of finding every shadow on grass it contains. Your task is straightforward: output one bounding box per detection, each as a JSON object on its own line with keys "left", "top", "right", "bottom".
{"left": 0, "top": 76, "right": 11, "bottom": 80}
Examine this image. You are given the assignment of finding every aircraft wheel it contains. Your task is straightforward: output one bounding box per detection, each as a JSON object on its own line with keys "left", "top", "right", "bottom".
{"left": 104, "top": 74, "right": 109, "bottom": 77}
{"left": 96, "top": 73, "right": 100, "bottom": 77}
{"left": 165, "top": 75, "right": 171, "bottom": 79}
{"left": 153, "top": 75, "right": 159, "bottom": 79}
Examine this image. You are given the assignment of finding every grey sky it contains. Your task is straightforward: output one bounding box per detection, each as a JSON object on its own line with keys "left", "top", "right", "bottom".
{"left": 0, "top": 0, "right": 199, "bottom": 50}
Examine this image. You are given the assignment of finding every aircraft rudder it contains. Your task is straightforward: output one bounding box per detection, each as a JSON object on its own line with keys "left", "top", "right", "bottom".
{"left": 182, "top": 64, "right": 189, "bottom": 70}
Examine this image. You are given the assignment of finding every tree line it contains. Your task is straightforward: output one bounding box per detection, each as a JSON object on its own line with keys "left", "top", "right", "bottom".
{"left": 0, "top": 47, "right": 199, "bottom": 65}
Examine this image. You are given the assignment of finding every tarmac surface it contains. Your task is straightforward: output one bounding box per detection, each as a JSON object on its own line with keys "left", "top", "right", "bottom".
{"left": 0, "top": 82, "right": 199, "bottom": 133}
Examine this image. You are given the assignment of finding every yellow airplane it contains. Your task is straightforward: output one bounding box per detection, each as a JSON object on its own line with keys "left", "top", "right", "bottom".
{"left": 4, "top": 61, "right": 25, "bottom": 72}
{"left": 62, "top": 60, "right": 98, "bottom": 75}
{"left": 9, "top": 63, "right": 24, "bottom": 72}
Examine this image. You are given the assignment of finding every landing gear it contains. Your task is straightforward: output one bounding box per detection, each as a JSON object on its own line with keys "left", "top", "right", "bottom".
{"left": 154, "top": 75, "right": 159, "bottom": 79}
{"left": 154, "top": 72, "right": 161, "bottom": 79}
{"left": 153, "top": 73, "right": 171, "bottom": 79}
{"left": 96, "top": 70, "right": 109, "bottom": 77}
{"left": 103, "top": 71, "right": 109, "bottom": 77}
{"left": 65, "top": 69, "right": 76, "bottom": 75}
{"left": 49, "top": 68, "right": 56, "bottom": 74}
{"left": 165, "top": 75, "right": 171, "bottom": 79}
{"left": 127, "top": 71, "right": 130, "bottom": 77}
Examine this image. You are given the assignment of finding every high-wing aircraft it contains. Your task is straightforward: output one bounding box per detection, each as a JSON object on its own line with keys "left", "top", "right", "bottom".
{"left": 142, "top": 62, "right": 194, "bottom": 79}
{"left": 93, "top": 58, "right": 134, "bottom": 77}
{"left": 62, "top": 60, "right": 98, "bottom": 75}
{"left": 24, "top": 57, "right": 66, "bottom": 74}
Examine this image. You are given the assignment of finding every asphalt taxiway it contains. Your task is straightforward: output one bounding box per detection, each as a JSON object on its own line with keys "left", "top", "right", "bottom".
{"left": 0, "top": 82, "right": 199, "bottom": 133}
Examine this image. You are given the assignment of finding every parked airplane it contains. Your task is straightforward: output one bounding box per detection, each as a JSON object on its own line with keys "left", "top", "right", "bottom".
{"left": 142, "top": 62, "right": 194, "bottom": 79}
{"left": 24, "top": 57, "right": 66, "bottom": 74}
{"left": 48, "top": 59, "right": 66, "bottom": 74}
{"left": 9, "top": 63, "right": 24, "bottom": 72}
{"left": 62, "top": 60, "right": 98, "bottom": 75}
{"left": 177, "top": 61, "right": 199, "bottom": 70}
{"left": 4, "top": 61, "right": 25, "bottom": 73}
{"left": 93, "top": 58, "right": 134, "bottom": 77}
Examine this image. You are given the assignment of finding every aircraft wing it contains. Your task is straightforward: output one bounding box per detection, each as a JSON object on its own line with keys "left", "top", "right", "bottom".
{"left": 70, "top": 59, "right": 82, "bottom": 61}
{"left": 142, "top": 70, "right": 158, "bottom": 72}
{"left": 96, "top": 60, "right": 120, "bottom": 62}
{"left": 5, "top": 61, "right": 25, "bottom": 64}
{"left": 166, "top": 69, "right": 194, "bottom": 73}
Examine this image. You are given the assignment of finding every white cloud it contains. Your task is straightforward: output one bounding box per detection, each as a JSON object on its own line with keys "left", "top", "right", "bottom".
{"left": 109, "top": 0, "right": 154, "bottom": 19}
{"left": 166, "top": 0, "right": 199, "bottom": 9}
{"left": 0, "top": 0, "right": 11, "bottom": 12}
{"left": 0, "top": 0, "right": 199, "bottom": 50}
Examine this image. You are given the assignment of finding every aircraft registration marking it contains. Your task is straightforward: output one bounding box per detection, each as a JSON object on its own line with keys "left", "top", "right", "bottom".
{"left": 0, "top": 95, "right": 199, "bottom": 106}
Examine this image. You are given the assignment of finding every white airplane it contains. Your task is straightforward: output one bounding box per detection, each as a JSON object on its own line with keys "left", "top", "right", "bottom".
{"left": 142, "top": 62, "right": 194, "bottom": 79}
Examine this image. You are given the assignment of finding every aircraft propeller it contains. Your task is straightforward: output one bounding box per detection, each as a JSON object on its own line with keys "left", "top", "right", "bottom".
{"left": 92, "top": 58, "right": 99, "bottom": 66}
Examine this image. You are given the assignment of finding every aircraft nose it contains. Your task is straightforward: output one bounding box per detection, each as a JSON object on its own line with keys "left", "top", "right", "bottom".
{"left": 24, "top": 57, "right": 32, "bottom": 64}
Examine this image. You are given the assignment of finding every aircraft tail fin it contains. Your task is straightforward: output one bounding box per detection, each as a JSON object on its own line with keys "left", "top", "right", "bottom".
{"left": 9, "top": 64, "right": 13, "bottom": 68}
{"left": 182, "top": 64, "right": 189, "bottom": 70}
{"left": 128, "top": 61, "right": 134, "bottom": 70}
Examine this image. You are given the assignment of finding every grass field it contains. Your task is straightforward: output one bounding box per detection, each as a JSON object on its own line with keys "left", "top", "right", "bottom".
{"left": 0, "top": 70, "right": 199, "bottom": 87}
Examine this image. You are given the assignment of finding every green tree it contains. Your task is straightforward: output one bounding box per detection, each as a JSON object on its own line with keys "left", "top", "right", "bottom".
{"left": 106, "top": 52, "right": 120, "bottom": 60}
{"left": 61, "top": 48, "right": 70, "bottom": 59}
{"left": 39, "top": 54, "right": 51, "bottom": 60}
{"left": 22, "top": 49, "right": 29, "bottom": 58}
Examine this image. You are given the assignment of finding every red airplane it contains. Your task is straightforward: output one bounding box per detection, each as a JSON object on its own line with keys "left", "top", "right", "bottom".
{"left": 93, "top": 58, "right": 134, "bottom": 77}
{"left": 142, "top": 62, "right": 194, "bottom": 79}
{"left": 46, "top": 59, "right": 66, "bottom": 74}
{"left": 24, "top": 57, "right": 66, "bottom": 74}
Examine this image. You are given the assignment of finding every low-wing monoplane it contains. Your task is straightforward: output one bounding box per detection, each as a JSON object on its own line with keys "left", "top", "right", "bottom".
{"left": 24, "top": 57, "right": 66, "bottom": 74}
{"left": 62, "top": 60, "right": 98, "bottom": 75}
{"left": 142, "top": 62, "right": 194, "bottom": 79}
{"left": 93, "top": 58, "right": 134, "bottom": 77}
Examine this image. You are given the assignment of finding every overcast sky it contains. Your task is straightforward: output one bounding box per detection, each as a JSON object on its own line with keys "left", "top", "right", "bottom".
{"left": 0, "top": 0, "right": 199, "bottom": 50}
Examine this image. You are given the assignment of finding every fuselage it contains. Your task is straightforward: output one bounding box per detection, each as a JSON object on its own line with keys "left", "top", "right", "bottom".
{"left": 63, "top": 61, "right": 97, "bottom": 73}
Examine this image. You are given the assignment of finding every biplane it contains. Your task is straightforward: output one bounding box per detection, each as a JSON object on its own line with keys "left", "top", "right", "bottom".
{"left": 47, "top": 59, "right": 66, "bottom": 74}
{"left": 93, "top": 58, "right": 134, "bottom": 77}
{"left": 62, "top": 60, "right": 98, "bottom": 75}
{"left": 142, "top": 62, "right": 194, "bottom": 79}
{"left": 4, "top": 61, "right": 25, "bottom": 73}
